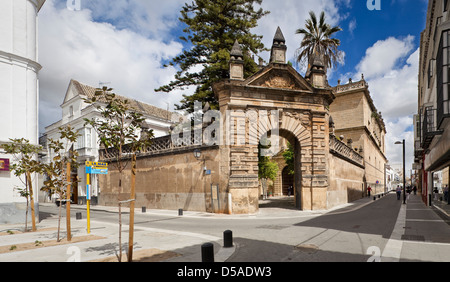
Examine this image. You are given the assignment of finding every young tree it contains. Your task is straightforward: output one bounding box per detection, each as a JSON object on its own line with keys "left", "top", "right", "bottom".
{"left": 258, "top": 138, "right": 279, "bottom": 199}
{"left": 282, "top": 142, "right": 295, "bottom": 176}
{"left": 1, "top": 139, "right": 42, "bottom": 232}
{"left": 83, "top": 87, "right": 154, "bottom": 262}
{"left": 155, "top": 0, "right": 269, "bottom": 113}
{"left": 295, "top": 11, "right": 343, "bottom": 71}
{"left": 41, "top": 126, "right": 79, "bottom": 242}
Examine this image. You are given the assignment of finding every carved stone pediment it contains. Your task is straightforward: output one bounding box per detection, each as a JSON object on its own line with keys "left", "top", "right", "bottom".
{"left": 263, "top": 75, "right": 296, "bottom": 89}
{"left": 245, "top": 64, "right": 313, "bottom": 92}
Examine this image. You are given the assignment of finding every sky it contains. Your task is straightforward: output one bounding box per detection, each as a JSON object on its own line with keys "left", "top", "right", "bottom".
{"left": 37, "top": 0, "right": 429, "bottom": 173}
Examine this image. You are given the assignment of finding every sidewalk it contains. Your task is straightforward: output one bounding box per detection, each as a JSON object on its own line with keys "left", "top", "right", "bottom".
{"left": 0, "top": 193, "right": 391, "bottom": 262}
{"left": 0, "top": 203, "right": 235, "bottom": 262}
{"left": 396, "top": 193, "right": 450, "bottom": 262}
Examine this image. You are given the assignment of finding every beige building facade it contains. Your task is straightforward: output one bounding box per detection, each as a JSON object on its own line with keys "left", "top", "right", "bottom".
{"left": 330, "top": 78, "right": 388, "bottom": 195}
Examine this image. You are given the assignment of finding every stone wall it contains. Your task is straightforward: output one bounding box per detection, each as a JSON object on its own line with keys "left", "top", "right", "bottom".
{"left": 98, "top": 146, "right": 228, "bottom": 213}
{"left": 328, "top": 153, "right": 365, "bottom": 209}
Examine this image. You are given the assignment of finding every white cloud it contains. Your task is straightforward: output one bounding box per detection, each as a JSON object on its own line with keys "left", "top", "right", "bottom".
{"left": 356, "top": 35, "right": 415, "bottom": 79}
{"left": 253, "top": 0, "right": 342, "bottom": 64}
{"left": 340, "top": 36, "right": 419, "bottom": 168}
{"left": 38, "top": 0, "right": 185, "bottom": 134}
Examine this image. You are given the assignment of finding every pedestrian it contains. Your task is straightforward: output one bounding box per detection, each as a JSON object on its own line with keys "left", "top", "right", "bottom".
{"left": 444, "top": 185, "right": 448, "bottom": 202}
{"left": 413, "top": 186, "right": 417, "bottom": 195}
{"left": 434, "top": 187, "right": 439, "bottom": 201}
{"left": 367, "top": 186, "right": 372, "bottom": 198}
{"left": 288, "top": 185, "right": 293, "bottom": 197}
{"left": 396, "top": 185, "right": 401, "bottom": 200}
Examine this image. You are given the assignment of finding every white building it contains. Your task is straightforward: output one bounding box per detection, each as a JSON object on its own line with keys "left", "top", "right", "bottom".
{"left": 40, "top": 79, "right": 177, "bottom": 205}
{"left": 0, "top": 0, "right": 46, "bottom": 224}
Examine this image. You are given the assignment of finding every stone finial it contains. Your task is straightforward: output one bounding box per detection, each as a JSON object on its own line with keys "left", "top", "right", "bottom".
{"left": 229, "top": 40, "right": 244, "bottom": 80}
{"left": 230, "top": 40, "right": 243, "bottom": 59}
{"left": 270, "top": 27, "right": 287, "bottom": 64}
{"left": 308, "top": 52, "right": 327, "bottom": 88}
{"left": 273, "top": 26, "right": 286, "bottom": 44}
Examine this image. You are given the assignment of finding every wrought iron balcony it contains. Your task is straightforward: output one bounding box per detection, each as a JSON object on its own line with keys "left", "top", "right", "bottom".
{"left": 421, "top": 108, "right": 443, "bottom": 150}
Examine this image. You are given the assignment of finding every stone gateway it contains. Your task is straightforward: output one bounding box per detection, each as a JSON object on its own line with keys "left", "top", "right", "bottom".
{"left": 99, "top": 27, "right": 385, "bottom": 214}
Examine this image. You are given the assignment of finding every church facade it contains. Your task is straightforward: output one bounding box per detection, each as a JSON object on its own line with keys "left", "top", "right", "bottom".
{"left": 0, "top": 0, "right": 46, "bottom": 224}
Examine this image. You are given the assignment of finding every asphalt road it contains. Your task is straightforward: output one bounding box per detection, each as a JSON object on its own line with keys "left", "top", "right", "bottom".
{"left": 39, "top": 193, "right": 404, "bottom": 262}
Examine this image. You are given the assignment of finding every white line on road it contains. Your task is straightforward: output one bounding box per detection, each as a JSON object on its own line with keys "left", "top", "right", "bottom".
{"left": 381, "top": 204, "right": 406, "bottom": 262}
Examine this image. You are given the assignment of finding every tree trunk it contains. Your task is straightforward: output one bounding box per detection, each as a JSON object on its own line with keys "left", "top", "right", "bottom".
{"left": 118, "top": 202, "right": 122, "bottom": 262}
{"left": 66, "top": 162, "right": 72, "bottom": 242}
{"left": 128, "top": 153, "right": 137, "bottom": 262}
{"left": 57, "top": 195, "right": 62, "bottom": 242}
{"left": 26, "top": 172, "right": 36, "bottom": 232}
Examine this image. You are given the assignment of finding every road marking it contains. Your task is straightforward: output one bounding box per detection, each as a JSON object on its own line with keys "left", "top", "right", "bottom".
{"left": 381, "top": 204, "right": 406, "bottom": 262}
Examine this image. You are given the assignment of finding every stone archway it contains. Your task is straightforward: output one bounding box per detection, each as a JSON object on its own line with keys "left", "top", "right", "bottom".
{"left": 212, "top": 27, "right": 334, "bottom": 214}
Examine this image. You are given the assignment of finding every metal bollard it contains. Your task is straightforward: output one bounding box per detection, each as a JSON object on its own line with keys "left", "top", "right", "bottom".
{"left": 201, "top": 243, "right": 214, "bottom": 262}
{"left": 76, "top": 212, "right": 82, "bottom": 220}
{"left": 178, "top": 209, "right": 183, "bottom": 216}
{"left": 223, "top": 230, "right": 233, "bottom": 248}
{"left": 373, "top": 196, "right": 376, "bottom": 201}
{"left": 142, "top": 206, "right": 146, "bottom": 213}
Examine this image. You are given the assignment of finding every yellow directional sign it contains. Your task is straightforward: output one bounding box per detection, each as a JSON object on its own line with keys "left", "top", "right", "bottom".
{"left": 86, "top": 161, "right": 108, "bottom": 168}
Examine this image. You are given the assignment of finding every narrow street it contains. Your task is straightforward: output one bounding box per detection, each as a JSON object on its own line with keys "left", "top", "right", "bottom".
{"left": 36, "top": 192, "right": 450, "bottom": 262}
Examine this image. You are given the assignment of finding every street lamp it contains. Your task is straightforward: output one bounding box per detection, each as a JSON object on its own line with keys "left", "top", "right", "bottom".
{"left": 395, "top": 140, "right": 406, "bottom": 204}
{"left": 193, "top": 149, "right": 202, "bottom": 160}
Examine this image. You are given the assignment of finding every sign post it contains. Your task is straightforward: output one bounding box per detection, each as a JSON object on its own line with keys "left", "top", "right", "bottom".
{"left": 85, "top": 161, "right": 108, "bottom": 234}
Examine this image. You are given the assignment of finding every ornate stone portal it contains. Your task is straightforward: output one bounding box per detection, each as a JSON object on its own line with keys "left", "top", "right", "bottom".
{"left": 213, "top": 28, "right": 335, "bottom": 214}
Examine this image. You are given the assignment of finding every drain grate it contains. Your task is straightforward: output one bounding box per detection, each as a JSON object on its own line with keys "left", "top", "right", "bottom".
{"left": 401, "top": 235, "right": 425, "bottom": 241}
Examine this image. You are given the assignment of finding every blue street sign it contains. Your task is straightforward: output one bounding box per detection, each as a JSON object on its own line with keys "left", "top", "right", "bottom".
{"left": 86, "top": 166, "right": 108, "bottom": 175}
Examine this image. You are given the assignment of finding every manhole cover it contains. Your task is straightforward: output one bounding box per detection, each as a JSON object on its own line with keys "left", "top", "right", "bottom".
{"left": 295, "top": 244, "right": 319, "bottom": 254}
{"left": 401, "top": 235, "right": 425, "bottom": 241}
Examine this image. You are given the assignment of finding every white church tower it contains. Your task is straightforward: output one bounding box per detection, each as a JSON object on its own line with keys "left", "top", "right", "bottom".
{"left": 0, "top": 0, "right": 46, "bottom": 224}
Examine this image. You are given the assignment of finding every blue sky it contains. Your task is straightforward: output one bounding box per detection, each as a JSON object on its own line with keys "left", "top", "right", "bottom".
{"left": 333, "top": 0, "right": 427, "bottom": 81}
{"left": 38, "top": 0, "right": 429, "bottom": 170}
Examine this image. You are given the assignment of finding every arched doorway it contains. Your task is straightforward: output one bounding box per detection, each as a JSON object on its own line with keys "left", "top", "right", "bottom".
{"left": 282, "top": 166, "right": 294, "bottom": 196}
{"left": 257, "top": 128, "right": 303, "bottom": 210}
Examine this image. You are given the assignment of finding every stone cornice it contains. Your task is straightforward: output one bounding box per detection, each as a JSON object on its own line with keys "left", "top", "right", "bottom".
{"left": 0, "top": 50, "right": 42, "bottom": 72}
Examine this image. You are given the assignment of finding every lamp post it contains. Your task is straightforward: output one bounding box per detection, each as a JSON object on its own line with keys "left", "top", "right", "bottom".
{"left": 395, "top": 140, "right": 406, "bottom": 204}
{"left": 194, "top": 149, "right": 202, "bottom": 160}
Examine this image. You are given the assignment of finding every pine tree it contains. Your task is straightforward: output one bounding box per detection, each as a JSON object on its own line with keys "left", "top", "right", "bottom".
{"left": 155, "top": 0, "right": 269, "bottom": 112}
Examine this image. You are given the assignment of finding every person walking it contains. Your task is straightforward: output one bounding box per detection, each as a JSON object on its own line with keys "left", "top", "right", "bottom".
{"left": 444, "top": 185, "right": 448, "bottom": 202}
{"left": 367, "top": 186, "right": 372, "bottom": 198}
{"left": 396, "top": 185, "right": 402, "bottom": 200}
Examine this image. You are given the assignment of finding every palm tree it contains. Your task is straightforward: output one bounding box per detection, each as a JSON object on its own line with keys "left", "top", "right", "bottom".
{"left": 295, "top": 11, "right": 343, "bottom": 71}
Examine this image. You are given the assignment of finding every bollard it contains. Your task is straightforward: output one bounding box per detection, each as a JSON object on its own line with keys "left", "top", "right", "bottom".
{"left": 373, "top": 196, "right": 376, "bottom": 201}
{"left": 76, "top": 212, "right": 82, "bottom": 220}
{"left": 178, "top": 209, "right": 183, "bottom": 216}
{"left": 142, "top": 206, "right": 146, "bottom": 213}
{"left": 201, "top": 243, "right": 214, "bottom": 262}
{"left": 378, "top": 195, "right": 381, "bottom": 198}
{"left": 223, "top": 230, "right": 233, "bottom": 248}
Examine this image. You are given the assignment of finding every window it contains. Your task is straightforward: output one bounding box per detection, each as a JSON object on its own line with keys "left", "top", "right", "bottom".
{"left": 437, "top": 30, "right": 450, "bottom": 128}
{"left": 86, "top": 128, "right": 92, "bottom": 148}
